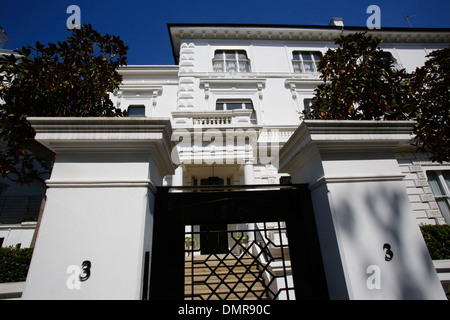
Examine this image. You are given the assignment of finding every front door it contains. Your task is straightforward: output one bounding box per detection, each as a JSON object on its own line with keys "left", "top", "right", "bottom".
{"left": 199, "top": 177, "right": 228, "bottom": 254}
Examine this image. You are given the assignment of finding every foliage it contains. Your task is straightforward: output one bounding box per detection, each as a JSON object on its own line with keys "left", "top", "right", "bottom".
{"left": 305, "top": 33, "right": 415, "bottom": 121}
{"left": 185, "top": 237, "right": 198, "bottom": 248}
{"left": 235, "top": 234, "right": 249, "bottom": 244}
{"left": 0, "top": 24, "right": 128, "bottom": 185}
{"left": 0, "top": 247, "right": 33, "bottom": 283}
{"left": 304, "top": 32, "right": 449, "bottom": 162}
{"left": 420, "top": 225, "right": 450, "bottom": 260}
{"left": 410, "top": 47, "right": 450, "bottom": 163}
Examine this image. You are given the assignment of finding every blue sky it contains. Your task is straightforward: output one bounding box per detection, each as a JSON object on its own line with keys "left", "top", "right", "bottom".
{"left": 1, "top": 0, "right": 449, "bottom": 65}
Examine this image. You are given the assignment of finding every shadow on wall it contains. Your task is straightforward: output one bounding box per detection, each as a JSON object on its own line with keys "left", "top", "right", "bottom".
{"left": 332, "top": 182, "right": 441, "bottom": 299}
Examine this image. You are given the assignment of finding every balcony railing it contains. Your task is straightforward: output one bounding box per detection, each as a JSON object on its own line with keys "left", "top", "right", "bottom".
{"left": 172, "top": 109, "right": 255, "bottom": 128}
{"left": 193, "top": 115, "right": 232, "bottom": 126}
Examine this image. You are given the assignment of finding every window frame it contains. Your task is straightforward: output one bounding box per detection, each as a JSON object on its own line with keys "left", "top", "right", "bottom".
{"left": 303, "top": 98, "right": 316, "bottom": 116}
{"left": 216, "top": 99, "right": 253, "bottom": 111}
{"left": 127, "top": 105, "right": 146, "bottom": 117}
{"left": 383, "top": 51, "right": 403, "bottom": 70}
{"left": 292, "top": 51, "right": 322, "bottom": 73}
{"left": 215, "top": 99, "right": 257, "bottom": 124}
{"left": 426, "top": 170, "right": 450, "bottom": 224}
{"left": 213, "top": 50, "right": 251, "bottom": 73}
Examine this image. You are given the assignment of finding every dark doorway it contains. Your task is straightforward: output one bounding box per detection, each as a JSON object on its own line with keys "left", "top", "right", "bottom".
{"left": 200, "top": 224, "right": 228, "bottom": 254}
{"left": 200, "top": 176, "right": 224, "bottom": 186}
{"left": 148, "top": 184, "right": 328, "bottom": 300}
{"left": 199, "top": 177, "right": 228, "bottom": 254}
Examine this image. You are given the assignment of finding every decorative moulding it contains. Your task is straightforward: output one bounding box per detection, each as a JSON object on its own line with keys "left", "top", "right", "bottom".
{"left": 199, "top": 78, "right": 266, "bottom": 99}
{"left": 279, "top": 120, "right": 416, "bottom": 174}
{"left": 28, "top": 117, "right": 176, "bottom": 176}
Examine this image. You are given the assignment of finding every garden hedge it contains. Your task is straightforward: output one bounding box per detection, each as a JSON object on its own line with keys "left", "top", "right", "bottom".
{"left": 0, "top": 247, "right": 33, "bottom": 283}
{"left": 420, "top": 225, "right": 450, "bottom": 260}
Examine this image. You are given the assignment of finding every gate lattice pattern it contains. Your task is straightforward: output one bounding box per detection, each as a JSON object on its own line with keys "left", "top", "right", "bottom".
{"left": 184, "top": 222, "right": 295, "bottom": 300}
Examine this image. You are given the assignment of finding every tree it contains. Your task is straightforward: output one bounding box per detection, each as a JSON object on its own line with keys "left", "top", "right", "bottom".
{"left": 305, "top": 32, "right": 449, "bottom": 163}
{"left": 0, "top": 24, "right": 128, "bottom": 185}
{"left": 305, "top": 32, "right": 414, "bottom": 121}
{"left": 411, "top": 47, "right": 449, "bottom": 163}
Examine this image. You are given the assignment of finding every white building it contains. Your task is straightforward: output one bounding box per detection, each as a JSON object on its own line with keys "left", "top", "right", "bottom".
{"left": 19, "top": 22, "right": 450, "bottom": 300}
{"left": 110, "top": 23, "right": 450, "bottom": 223}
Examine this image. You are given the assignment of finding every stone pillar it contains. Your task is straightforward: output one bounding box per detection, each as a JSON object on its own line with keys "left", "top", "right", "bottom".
{"left": 173, "top": 165, "right": 184, "bottom": 186}
{"left": 22, "top": 118, "right": 175, "bottom": 300}
{"left": 244, "top": 161, "right": 255, "bottom": 185}
{"left": 279, "top": 120, "right": 446, "bottom": 300}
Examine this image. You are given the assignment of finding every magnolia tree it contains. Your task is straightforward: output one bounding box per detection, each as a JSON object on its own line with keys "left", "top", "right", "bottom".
{"left": 305, "top": 33, "right": 449, "bottom": 163}
{"left": 411, "top": 47, "right": 449, "bottom": 163}
{"left": 0, "top": 24, "right": 128, "bottom": 184}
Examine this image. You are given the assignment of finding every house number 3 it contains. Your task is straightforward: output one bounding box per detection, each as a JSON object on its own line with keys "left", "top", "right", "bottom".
{"left": 383, "top": 243, "right": 393, "bottom": 261}
{"left": 66, "top": 260, "right": 91, "bottom": 289}
{"left": 79, "top": 260, "right": 91, "bottom": 282}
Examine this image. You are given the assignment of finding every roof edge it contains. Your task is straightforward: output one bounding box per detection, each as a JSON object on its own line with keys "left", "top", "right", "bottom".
{"left": 168, "top": 23, "right": 450, "bottom": 64}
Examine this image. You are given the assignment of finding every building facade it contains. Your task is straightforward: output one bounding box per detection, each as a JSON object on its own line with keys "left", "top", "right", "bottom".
{"left": 111, "top": 23, "right": 450, "bottom": 226}
{"left": 20, "top": 23, "right": 450, "bottom": 300}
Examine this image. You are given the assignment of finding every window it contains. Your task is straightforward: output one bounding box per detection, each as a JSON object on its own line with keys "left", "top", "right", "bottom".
{"left": 127, "top": 105, "right": 145, "bottom": 117}
{"left": 216, "top": 100, "right": 253, "bottom": 111}
{"left": 358, "top": 52, "right": 402, "bottom": 70}
{"left": 384, "top": 52, "right": 403, "bottom": 70}
{"left": 303, "top": 99, "right": 316, "bottom": 116}
{"left": 427, "top": 170, "right": 450, "bottom": 224}
{"left": 213, "top": 50, "right": 250, "bottom": 73}
{"left": 292, "top": 51, "right": 322, "bottom": 73}
{"left": 216, "top": 100, "right": 256, "bottom": 124}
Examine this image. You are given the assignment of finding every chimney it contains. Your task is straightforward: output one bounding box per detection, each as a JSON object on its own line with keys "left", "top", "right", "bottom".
{"left": 329, "top": 17, "right": 344, "bottom": 27}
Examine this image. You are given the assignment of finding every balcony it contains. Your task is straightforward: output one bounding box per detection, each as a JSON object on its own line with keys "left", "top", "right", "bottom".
{"left": 171, "top": 109, "right": 297, "bottom": 166}
{"left": 172, "top": 109, "right": 256, "bottom": 128}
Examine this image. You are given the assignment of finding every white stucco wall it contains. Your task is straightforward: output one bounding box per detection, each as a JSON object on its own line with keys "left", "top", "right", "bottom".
{"left": 279, "top": 120, "right": 446, "bottom": 299}
{"left": 0, "top": 223, "right": 36, "bottom": 248}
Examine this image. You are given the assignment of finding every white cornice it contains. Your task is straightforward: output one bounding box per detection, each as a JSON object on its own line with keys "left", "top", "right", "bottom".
{"left": 28, "top": 117, "right": 176, "bottom": 175}
{"left": 199, "top": 77, "right": 266, "bottom": 85}
{"left": 170, "top": 25, "right": 450, "bottom": 43}
{"left": 119, "top": 65, "right": 179, "bottom": 77}
{"left": 279, "top": 120, "right": 416, "bottom": 174}
{"left": 169, "top": 25, "right": 450, "bottom": 62}
{"left": 45, "top": 179, "right": 158, "bottom": 193}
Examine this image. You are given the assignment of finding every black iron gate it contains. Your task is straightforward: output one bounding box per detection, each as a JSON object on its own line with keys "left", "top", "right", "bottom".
{"left": 148, "top": 184, "right": 328, "bottom": 300}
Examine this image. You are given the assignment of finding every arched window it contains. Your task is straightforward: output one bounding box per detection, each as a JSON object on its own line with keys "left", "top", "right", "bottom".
{"left": 127, "top": 105, "right": 145, "bottom": 117}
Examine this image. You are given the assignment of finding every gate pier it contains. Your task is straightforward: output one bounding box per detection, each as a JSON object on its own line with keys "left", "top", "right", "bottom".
{"left": 22, "top": 118, "right": 175, "bottom": 300}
